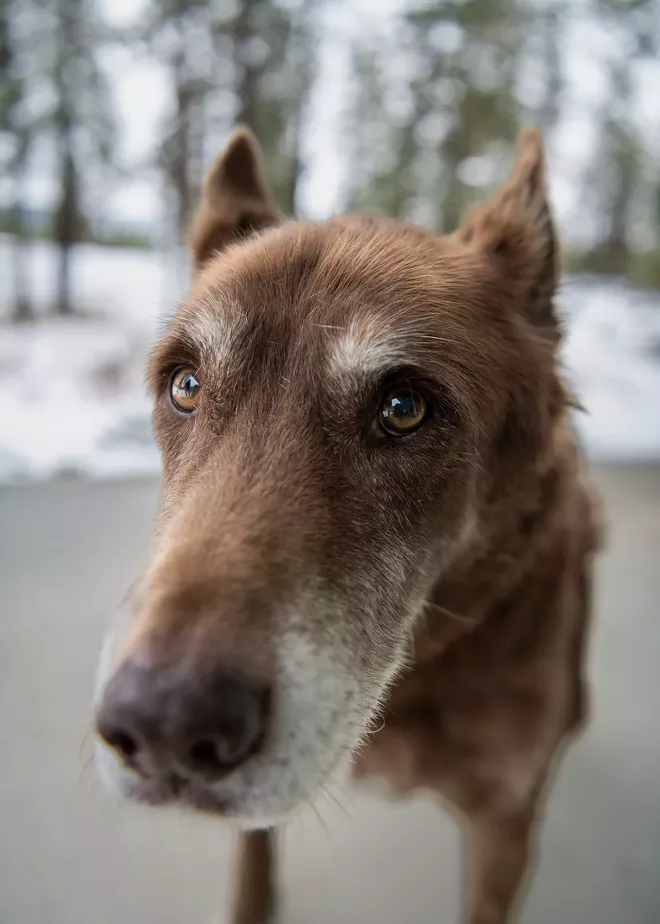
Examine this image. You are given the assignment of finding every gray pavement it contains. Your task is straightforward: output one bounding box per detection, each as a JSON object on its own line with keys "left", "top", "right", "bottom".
{"left": 1, "top": 467, "right": 659, "bottom": 923}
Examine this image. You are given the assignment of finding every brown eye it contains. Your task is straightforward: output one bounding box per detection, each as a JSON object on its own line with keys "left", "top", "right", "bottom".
{"left": 379, "top": 386, "right": 427, "bottom": 436}
{"left": 170, "top": 367, "right": 201, "bottom": 414}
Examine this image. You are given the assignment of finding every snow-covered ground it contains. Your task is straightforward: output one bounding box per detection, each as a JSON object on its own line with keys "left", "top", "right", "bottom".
{"left": 1, "top": 238, "right": 659, "bottom": 482}
{"left": 561, "top": 275, "right": 660, "bottom": 462}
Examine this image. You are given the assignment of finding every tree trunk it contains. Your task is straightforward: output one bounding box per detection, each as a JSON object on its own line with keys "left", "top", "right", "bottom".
{"left": 599, "top": 60, "right": 635, "bottom": 276}
{"left": 171, "top": 5, "right": 194, "bottom": 242}
{"left": 57, "top": 241, "right": 72, "bottom": 316}
{"left": 53, "top": 0, "right": 80, "bottom": 316}
{"left": 11, "top": 236, "right": 32, "bottom": 322}
{"left": 233, "top": 0, "right": 260, "bottom": 131}
{"left": 54, "top": 151, "right": 77, "bottom": 315}
{"left": 188, "top": 94, "right": 206, "bottom": 225}
{"left": 539, "top": 5, "right": 563, "bottom": 136}
{"left": 10, "top": 161, "right": 33, "bottom": 322}
{"left": 174, "top": 80, "right": 191, "bottom": 240}
{"left": 2, "top": 3, "right": 33, "bottom": 321}
{"left": 282, "top": 0, "right": 320, "bottom": 215}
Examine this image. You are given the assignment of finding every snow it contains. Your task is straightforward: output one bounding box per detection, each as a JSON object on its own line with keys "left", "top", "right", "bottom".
{"left": 0, "top": 238, "right": 659, "bottom": 482}
{"left": 0, "top": 319, "right": 157, "bottom": 480}
{"left": 0, "top": 238, "right": 181, "bottom": 481}
{"left": 561, "top": 277, "right": 660, "bottom": 463}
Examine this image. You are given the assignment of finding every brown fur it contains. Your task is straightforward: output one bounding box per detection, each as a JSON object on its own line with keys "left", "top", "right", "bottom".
{"left": 97, "top": 126, "right": 599, "bottom": 924}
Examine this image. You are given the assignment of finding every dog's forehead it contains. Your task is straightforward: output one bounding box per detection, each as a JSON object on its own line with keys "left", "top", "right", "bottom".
{"left": 175, "top": 219, "right": 490, "bottom": 384}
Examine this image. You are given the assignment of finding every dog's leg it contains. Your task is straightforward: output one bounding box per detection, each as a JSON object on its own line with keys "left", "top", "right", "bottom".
{"left": 462, "top": 800, "right": 538, "bottom": 924}
{"left": 231, "top": 829, "right": 277, "bottom": 924}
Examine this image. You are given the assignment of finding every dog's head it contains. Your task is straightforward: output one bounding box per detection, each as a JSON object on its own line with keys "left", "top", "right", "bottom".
{"left": 95, "top": 127, "right": 565, "bottom": 825}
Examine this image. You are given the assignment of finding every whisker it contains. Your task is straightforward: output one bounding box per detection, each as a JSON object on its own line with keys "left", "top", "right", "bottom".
{"left": 307, "top": 798, "right": 330, "bottom": 838}
{"left": 79, "top": 729, "right": 94, "bottom": 760}
{"left": 321, "top": 786, "right": 353, "bottom": 820}
{"left": 424, "top": 601, "right": 477, "bottom": 626}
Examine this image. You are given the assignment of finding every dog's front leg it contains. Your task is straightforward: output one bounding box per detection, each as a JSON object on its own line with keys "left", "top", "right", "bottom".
{"left": 463, "top": 802, "right": 538, "bottom": 924}
{"left": 231, "top": 829, "right": 277, "bottom": 924}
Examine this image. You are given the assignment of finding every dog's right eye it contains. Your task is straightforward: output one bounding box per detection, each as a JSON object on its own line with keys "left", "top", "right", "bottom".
{"left": 170, "top": 367, "right": 201, "bottom": 414}
{"left": 378, "top": 385, "right": 428, "bottom": 436}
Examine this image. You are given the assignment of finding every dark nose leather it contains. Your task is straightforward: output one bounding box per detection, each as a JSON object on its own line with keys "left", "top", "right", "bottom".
{"left": 96, "top": 660, "right": 268, "bottom": 780}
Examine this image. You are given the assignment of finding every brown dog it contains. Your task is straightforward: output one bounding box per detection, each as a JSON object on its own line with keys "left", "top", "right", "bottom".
{"left": 95, "top": 126, "right": 599, "bottom": 924}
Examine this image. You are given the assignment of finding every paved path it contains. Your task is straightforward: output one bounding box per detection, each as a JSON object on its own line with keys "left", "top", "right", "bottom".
{"left": 1, "top": 468, "right": 659, "bottom": 923}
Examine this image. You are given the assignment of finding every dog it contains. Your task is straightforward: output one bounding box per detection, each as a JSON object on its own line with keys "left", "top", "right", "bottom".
{"left": 95, "top": 126, "right": 599, "bottom": 924}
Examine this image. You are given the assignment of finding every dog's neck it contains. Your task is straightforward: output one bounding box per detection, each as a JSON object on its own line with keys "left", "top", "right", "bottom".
{"left": 414, "top": 407, "right": 583, "bottom": 662}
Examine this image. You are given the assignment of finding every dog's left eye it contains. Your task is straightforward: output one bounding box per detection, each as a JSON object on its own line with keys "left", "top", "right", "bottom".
{"left": 378, "top": 386, "right": 428, "bottom": 436}
{"left": 170, "top": 367, "right": 201, "bottom": 413}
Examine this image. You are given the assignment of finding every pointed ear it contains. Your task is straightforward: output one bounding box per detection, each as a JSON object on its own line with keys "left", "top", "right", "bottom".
{"left": 457, "top": 128, "right": 559, "bottom": 339}
{"left": 188, "top": 128, "right": 281, "bottom": 271}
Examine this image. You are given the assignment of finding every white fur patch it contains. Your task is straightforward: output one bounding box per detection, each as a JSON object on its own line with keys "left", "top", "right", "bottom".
{"left": 94, "top": 595, "right": 135, "bottom": 708}
{"left": 186, "top": 291, "right": 247, "bottom": 370}
{"left": 330, "top": 320, "right": 411, "bottom": 383}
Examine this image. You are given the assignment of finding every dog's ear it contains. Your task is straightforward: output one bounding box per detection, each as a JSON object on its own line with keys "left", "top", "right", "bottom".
{"left": 457, "top": 128, "right": 559, "bottom": 339}
{"left": 188, "top": 128, "right": 281, "bottom": 271}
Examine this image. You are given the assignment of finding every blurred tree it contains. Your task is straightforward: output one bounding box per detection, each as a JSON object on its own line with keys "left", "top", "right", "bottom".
{"left": 421, "top": 0, "right": 524, "bottom": 232}
{"left": 149, "top": 0, "right": 321, "bottom": 246}
{"left": 611, "top": 0, "right": 657, "bottom": 277}
{"left": 149, "top": 0, "right": 212, "bottom": 244}
{"left": 346, "top": 0, "right": 660, "bottom": 290}
{"left": 346, "top": 0, "right": 525, "bottom": 232}
{"left": 346, "top": 39, "right": 411, "bottom": 216}
{"left": 0, "top": 0, "right": 33, "bottom": 320}
{"left": 536, "top": 0, "right": 564, "bottom": 137}
{"left": 577, "top": 0, "right": 660, "bottom": 281}
{"left": 585, "top": 1, "right": 645, "bottom": 275}
{"left": 213, "top": 0, "right": 320, "bottom": 214}
{"left": 3, "top": 0, "right": 659, "bottom": 301}
{"left": 47, "top": 0, "right": 115, "bottom": 314}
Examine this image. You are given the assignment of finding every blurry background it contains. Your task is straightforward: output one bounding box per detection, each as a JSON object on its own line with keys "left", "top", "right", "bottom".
{"left": 1, "top": 3, "right": 660, "bottom": 924}
{"left": 1, "top": 0, "right": 660, "bottom": 477}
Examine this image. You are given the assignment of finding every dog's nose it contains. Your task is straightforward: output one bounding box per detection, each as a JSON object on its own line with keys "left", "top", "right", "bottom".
{"left": 96, "top": 660, "right": 268, "bottom": 780}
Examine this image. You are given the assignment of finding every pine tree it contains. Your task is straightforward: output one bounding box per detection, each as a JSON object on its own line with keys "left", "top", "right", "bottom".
{"left": 48, "top": 0, "right": 115, "bottom": 314}
{"left": 212, "top": 0, "right": 320, "bottom": 215}
{"left": 0, "top": 0, "right": 33, "bottom": 320}
{"left": 590, "top": 0, "right": 660, "bottom": 279}
{"left": 148, "top": 0, "right": 212, "bottom": 243}
{"left": 345, "top": 0, "right": 525, "bottom": 232}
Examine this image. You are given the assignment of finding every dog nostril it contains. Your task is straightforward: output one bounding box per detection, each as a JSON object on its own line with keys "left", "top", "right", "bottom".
{"left": 188, "top": 738, "right": 223, "bottom": 772}
{"left": 175, "top": 679, "right": 269, "bottom": 778}
{"left": 104, "top": 728, "right": 138, "bottom": 760}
